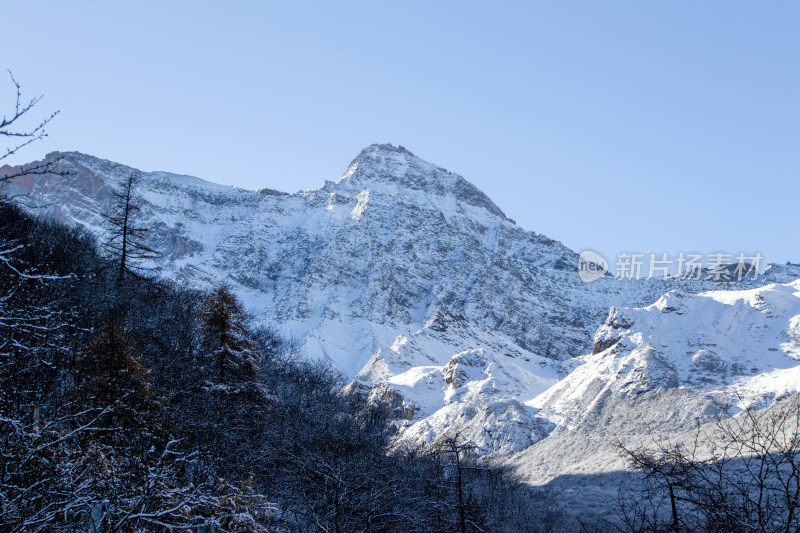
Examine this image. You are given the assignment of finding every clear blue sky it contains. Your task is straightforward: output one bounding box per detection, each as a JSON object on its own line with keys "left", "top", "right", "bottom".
{"left": 2, "top": 1, "right": 798, "bottom": 268}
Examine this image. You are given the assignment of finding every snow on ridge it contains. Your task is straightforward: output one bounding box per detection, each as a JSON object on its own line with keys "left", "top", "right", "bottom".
{"left": 41, "top": 151, "right": 247, "bottom": 193}
{"left": 531, "top": 280, "right": 800, "bottom": 431}
{"left": 763, "top": 262, "right": 800, "bottom": 284}
{"left": 336, "top": 143, "right": 507, "bottom": 220}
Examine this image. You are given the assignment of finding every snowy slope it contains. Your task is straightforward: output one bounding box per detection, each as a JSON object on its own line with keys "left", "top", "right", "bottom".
{"left": 495, "top": 280, "right": 800, "bottom": 491}
{"left": 534, "top": 280, "right": 800, "bottom": 428}
{"left": 346, "top": 309, "right": 561, "bottom": 453}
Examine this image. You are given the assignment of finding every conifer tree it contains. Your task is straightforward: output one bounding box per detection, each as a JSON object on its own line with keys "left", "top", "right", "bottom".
{"left": 70, "top": 316, "right": 254, "bottom": 533}
{"left": 190, "top": 287, "right": 273, "bottom": 481}
{"left": 199, "top": 286, "right": 261, "bottom": 385}
{"left": 74, "top": 314, "right": 165, "bottom": 442}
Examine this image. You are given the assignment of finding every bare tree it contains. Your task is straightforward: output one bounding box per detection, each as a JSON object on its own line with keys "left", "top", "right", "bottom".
{"left": 432, "top": 434, "right": 487, "bottom": 533}
{"left": 618, "top": 395, "right": 800, "bottom": 533}
{"left": 0, "top": 71, "right": 65, "bottom": 183}
{"left": 617, "top": 438, "right": 700, "bottom": 532}
{"left": 103, "top": 172, "right": 160, "bottom": 285}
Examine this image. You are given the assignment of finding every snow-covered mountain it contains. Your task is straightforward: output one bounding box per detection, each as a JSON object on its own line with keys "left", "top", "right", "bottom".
{"left": 4, "top": 144, "right": 798, "bottom": 473}
{"left": 5, "top": 146, "right": 634, "bottom": 370}
{"left": 537, "top": 281, "right": 800, "bottom": 429}
{"left": 502, "top": 279, "right": 800, "bottom": 507}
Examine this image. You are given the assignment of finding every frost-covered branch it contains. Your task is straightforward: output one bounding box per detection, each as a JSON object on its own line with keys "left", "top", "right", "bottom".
{"left": 0, "top": 71, "right": 58, "bottom": 167}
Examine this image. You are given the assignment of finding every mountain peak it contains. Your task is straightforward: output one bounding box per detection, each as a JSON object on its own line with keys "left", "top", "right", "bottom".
{"left": 338, "top": 143, "right": 506, "bottom": 219}
{"left": 362, "top": 143, "right": 416, "bottom": 157}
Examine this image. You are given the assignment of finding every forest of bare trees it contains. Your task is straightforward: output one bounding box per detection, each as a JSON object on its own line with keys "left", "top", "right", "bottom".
{"left": 0, "top": 196, "right": 580, "bottom": 532}
{"left": 618, "top": 397, "right": 800, "bottom": 533}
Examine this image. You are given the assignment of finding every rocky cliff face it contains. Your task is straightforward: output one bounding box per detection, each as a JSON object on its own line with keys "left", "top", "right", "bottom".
{"left": 5, "top": 146, "right": 617, "bottom": 371}
{"left": 4, "top": 144, "right": 797, "bottom": 459}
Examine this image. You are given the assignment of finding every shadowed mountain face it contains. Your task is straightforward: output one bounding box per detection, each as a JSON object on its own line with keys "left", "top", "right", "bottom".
{"left": 4, "top": 144, "right": 798, "bottom": 459}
